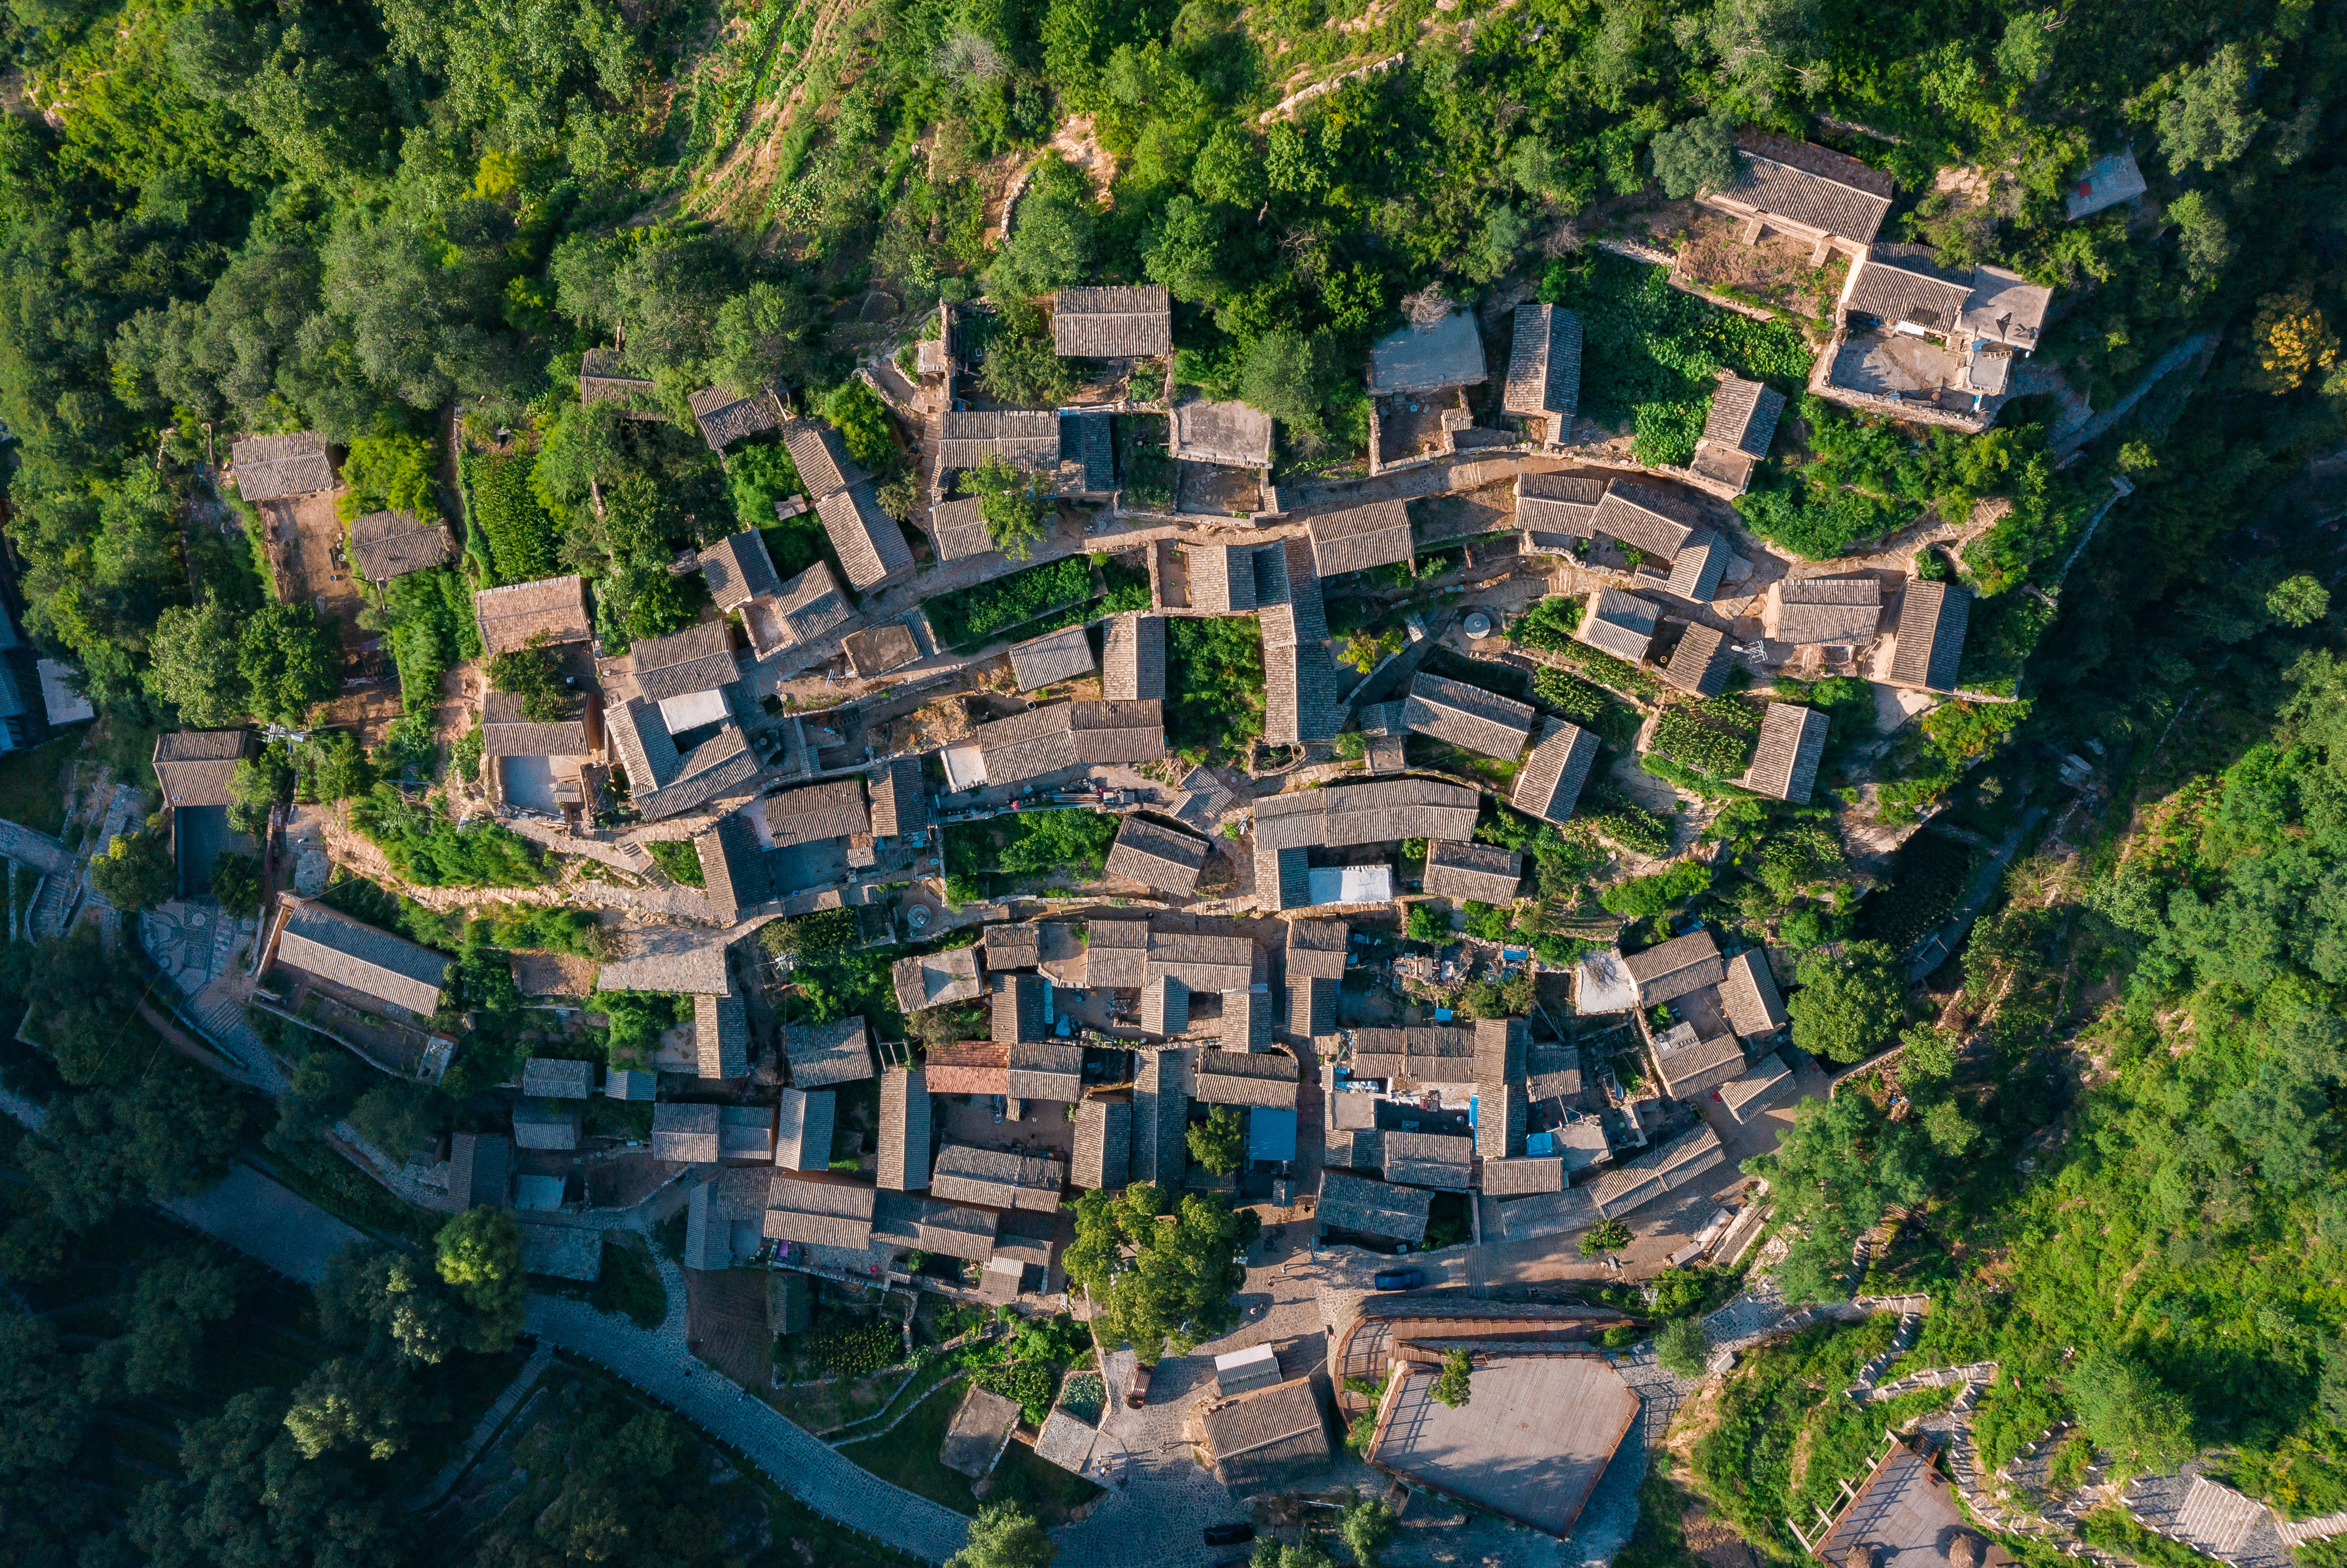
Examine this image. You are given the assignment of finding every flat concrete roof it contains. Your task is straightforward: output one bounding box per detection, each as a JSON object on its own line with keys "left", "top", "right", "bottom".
{"left": 1371, "top": 1355, "right": 1640, "bottom": 1537}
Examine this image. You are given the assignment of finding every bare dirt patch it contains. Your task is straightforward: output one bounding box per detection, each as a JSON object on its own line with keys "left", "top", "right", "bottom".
{"left": 260, "top": 490, "right": 404, "bottom": 743}
{"left": 1047, "top": 115, "right": 1117, "bottom": 207}
{"left": 1663, "top": 210, "right": 1850, "bottom": 321}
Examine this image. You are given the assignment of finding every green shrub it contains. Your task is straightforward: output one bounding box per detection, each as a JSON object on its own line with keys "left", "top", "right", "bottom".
{"left": 348, "top": 786, "right": 546, "bottom": 887}
{"left": 1651, "top": 707, "right": 1761, "bottom": 776}
{"left": 1165, "top": 616, "right": 1265, "bottom": 757}
{"left": 1601, "top": 860, "right": 1712, "bottom": 918}
{"left": 1580, "top": 790, "right": 1673, "bottom": 856}
{"left": 468, "top": 450, "right": 557, "bottom": 583}
{"left": 1532, "top": 664, "right": 1609, "bottom": 720}
{"left": 810, "top": 1314, "right": 902, "bottom": 1377}
{"left": 925, "top": 556, "right": 1094, "bottom": 648}
{"left": 646, "top": 839, "right": 704, "bottom": 885}
{"left": 944, "top": 812, "right": 1120, "bottom": 884}
{"left": 1545, "top": 637, "right": 1663, "bottom": 702}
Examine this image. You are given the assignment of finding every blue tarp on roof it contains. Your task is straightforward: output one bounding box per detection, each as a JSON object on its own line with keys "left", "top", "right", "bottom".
{"left": 1248, "top": 1106, "right": 1298, "bottom": 1163}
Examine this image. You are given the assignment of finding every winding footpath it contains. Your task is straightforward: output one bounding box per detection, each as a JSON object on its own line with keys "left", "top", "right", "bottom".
{"left": 0, "top": 1087, "right": 971, "bottom": 1565}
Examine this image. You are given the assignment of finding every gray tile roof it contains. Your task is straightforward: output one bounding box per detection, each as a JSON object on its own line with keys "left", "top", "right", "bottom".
{"left": 868, "top": 757, "right": 927, "bottom": 838}
{"left": 1285, "top": 920, "right": 1348, "bottom": 979}
{"left": 816, "top": 481, "right": 914, "bottom": 590}
{"left": 878, "top": 1067, "right": 932, "bottom": 1190}
{"left": 694, "top": 992, "right": 751, "bottom": 1079}
{"left": 1071, "top": 1097, "right": 1130, "bottom": 1189}
{"left": 762, "top": 778, "right": 869, "bottom": 846}
{"left": 1183, "top": 543, "right": 1258, "bottom": 613}
{"left": 774, "top": 1088, "right": 836, "bottom": 1172}
{"left": 1170, "top": 398, "right": 1273, "bottom": 468}
{"left": 1651, "top": 1024, "right": 1746, "bottom": 1099}
{"left": 688, "top": 385, "right": 788, "bottom": 452}
{"left": 1721, "top": 949, "right": 1788, "bottom": 1040}
{"left": 1224, "top": 988, "right": 1275, "bottom": 1052}
{"left": 1703, "top": 376, "right": 1785, "bottom": 459}
{"left": 521, "top": 1057, "right": 594, "bottom": 1098}
{"left": 698, "top": 529, "right": 783, "bottom": 611}
{"left": 1141, "top": 973, "right": 1189, "bottom": 1037}
{"left": 1660, "top": 623, "right": 1733, "bottom": 698}
{"left": 1721, "top": 129, "right": 1896, "bottom": 244}
{"left": 1195, "top": 1048, "right": 1300, "bottom": 1109}
{"left": 605, "top": 702, "right": 758, "bottom": 821}
{"left": 276, "top": 900, "right": 451, "bottom": 1016}
{"left": 595, "top": 922, "right": 732, "bottom": 994}
{"left": 1504, "top": 303, "right": 1582, "bottom": 420}
{"left": 1889, "top": 580, "right": 1971, "bottom": 690}
{"left": 1747, "top": 702, "right": 1828, "bottom": 804}
{"left": 1845, "top": 245, "right": 1976, "bottom": 334}
{"left": 1102, "top": 613, "right": 1166, "bottom": 701}
{"left": 1007, "top": 624, "right": 1096, "bottom": 690}
{"left": 580, "top": 349, "right": 658, "bottom": 413}
{"left": 347, "top": 511, "right": 455, "bottom": 583}
{"left": 1083, "top": 919, "right": 1150, "bottom": 988}
{"left": 759, "top": 561, "right": 856, "bottom": 650}
{"left": 783, "top": 419, "right": 866, "bottom": 499}
{"left": 155, "top": 729, "right": 254, "bottom": 807}
{"left": 873, "top": 1190, "right": 1002, "bottom": 1261}
{"left": 993, "top": 973, "right": 1049, "bottom": 1044}
{"left": 1509, "top": 720, "right": 1600, "bottom": 824}
{"left": 651, "top": 1102, "right": 723, "bottom": 1164}
{"left": 1580, "top": 588, "right": 1659, "bottom": 662}
{"left": 1481, "top": 1154, "right": 1566, "bottom": 1195}
{"left": 1306, "top": 501, "right": 1415, "bottom": 578}
{"left": 972, "top": 699, "right": 1166, "bottom": 784}
{"left": 763, "top": 1173, "right": 879, "bottom": 1249}
{"left": 1381, "top": 1129, "right": 1475, "bottom": 1189}
{"left": 1145, "top": 930, "right": 1257, "bottom": 992}
{"left": 1105, "top": 814, "right": 1211, "bottom": 896}
{"left": 448, "top": 1132, "right": 510, "bottom": 1208}
{"left": 1287, "top": 975, "right": 1338, "bottom": 1041}
{"left": 929, "top": 497, "right": 994, "bottom": 561}
{"left": 1052, "top": 285, "right": 1171, "bottom": 358}
{"left": 1524, "top": 1043, "right": 1582, "bottom": 1103}
{"left": 1624, "top": 929, "right": 1725, "bottom": 1006}
{"left": 1515, "top": 473, "right": 1606, "bottom": 542}
{"left": 983, "top": 923, "right": 1040, "bottom": 972}
{"left": 1475, "top": 1077, "right": 1526, "bottom": 1158}
{"left": 230, "top": 432, "right": 335, "bottom": 501}
{"left": 1007, "top": 1040, "right": 1083, "bottom": 1102}
{"left": 1402, "top": 671, "right": 1535, "bottom": 760}
{"left": 1663, "top": 529, "right": 1730, "bottom": 604}
{"left": 1256, "top": 845, "right": 1311, "bottom": 912}
{"left": 934, "top": 410, "right": 1061, "bottom": 484}
{"left": 1060, "top": 410, "right": 1115, "bottom": 492}
{"left": 785, "top": 1015, "right": 874, "bottom": 1087}
{"left": 1260, "top": 539, "right": 1339, "bottom": 746}
{"left": 480, "top": 689, "right": 592, "bottom": 758}
{"left": 631, "top": 619, "right": 738, "bottom": 702}
{"left": 1719, "top": 1053, "right": 1791, "bottom": 1123}
{"left": 1423, "top": 840, "right": 1524, "bottom": 904}
{"left": 1199, "top": 1376, "right": 1332, "bottom": 1494}
{"left": 930, "top": 1143, "right": 1066, "bottom": 1211}
{"left": 1253, "top": 778, "right": 1480, "bottom": 851}
{"left": 474, "top": 575, "right": 592, "bottom": 657}
{"left": 1133, "top": 1048, "right": 1188, "bottom": 1189}
{"left": 1769, "top": 576, "right": 1883, "bottom": 646}
{"left": 1316, "top": 1170, "right": 1431, "bottom": 1243}
{"left": 892, "top": 945, "right": 983, "bottom": 1014}
{"left": 1590, "top": 482, "right": 1701, "bottom": 561}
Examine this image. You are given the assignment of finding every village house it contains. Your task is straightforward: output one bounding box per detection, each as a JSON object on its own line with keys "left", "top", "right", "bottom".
{"left": 346, "top": 511, "right": 456, "bottom": 587}
{"left": 1659, "top": 623, "right": 1734, "bottom": 699}
{"left": 479, "top": 686, "right": 600, "bottom": 817}
{"left": 687, "top": 384, "right": 788, "bottom": 452}
{"left": 1006, "top": 624, "right": 1095, "bottom": 691}
{"left": 1746, "top": 702, "right": 1830, "bottom": 803}
{"left": 1503, "top": 302, "right": 1582, "bottom": 449}
{"left": 956, "top": 699, "right": 1167, "bottom": 790}
{"left": 1514, "top": 472, "right": 1607, "bottom": 554}
{"left": 1102, "top": 613, "right": 1166, "bottom": 702}
{"left": 1104, "top": 814, "right": 1213, "bottom": 898}
{"left": 1401, "top": 671, "right": 1534, "bottom": 761}
{"left": 230, "top": 432, "right": 336, "bottom": 501}
{"left": 1258, "top": 539, "right": 1340, "bottom": 748}
{"left": 474, "top": 575, "right": 594, "bottom": 659}
{"left": 1690, "top": 375, "right": 1787, "bottom": 494}
{"left": 786, "top": 419, "right": 914, "bottom": 591}
{"left": 1365, "top": 310, "right": 1489, "bottom": 474}
{"left": 1697, "top": 129, "right": 1895, "bottom": 260}
{"left": 1580, "top": 586, "right": 1661, "bottom": 662}
{"left": 1822, "top": 244, "right": 2054, "bottom": 424}
{"left": 578, "top": 349, "right": 660, "bottom": 417}
{"left": 1510, "top": 719, "right": 1601, "bottom": 826}
{"left": 1885, "top": 579, "right": 1973, "bottom": 691}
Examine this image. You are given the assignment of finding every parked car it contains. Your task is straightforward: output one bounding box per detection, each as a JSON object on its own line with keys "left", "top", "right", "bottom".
{"left": 1203, "top": 1523, "right": 1256, "bottom": 1546}
{"left": 1127, "top": 1364, "right": 1153, "bottom": 1408}
{"left": 1372, "top": 1268, "right": 1424, "bottom": 1291}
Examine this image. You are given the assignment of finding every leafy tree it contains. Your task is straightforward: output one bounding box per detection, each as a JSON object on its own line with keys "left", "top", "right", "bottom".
{"left": 710, "top": 281, "right": 820, "bottom": 395}
{"left": 1649, "top": 116, "right": 1734, "bottom": 199}
{"left": 1744, "top": 1093, "right": 1933, "bottom": 1303}
{"left": 1192, "top": 123, "right": 1267, "bottom": 209}
{"left": 434, "top": 1206, "right": 526, "bottom": 1352}
{"left": 1063, "top": 1185, "right": 1257, "bottom": 1364}
{"left": 1339, "top": 628, "right": 1400, "bottom": 673}
{"left": 1580, "top": 1217, "right": 1632, "bottom": 1257}
{"left": 237, "top": 602, "right": 339, "bottom": 726}
{"left": 486, "top": 635, "right": 570, "bottom": 721}
{"left": 2156, "top": 43, "right": 2265, "bottom": 173}
{"left": 1431, "top": 1347, "right": 1473, "bottom": 1408}
{"left": 1788, "top": 939, "right": 1905, "bottom": 1065}
{"left": 2067, "top": 1351, "right": 2194, "bottom": 1475}
{"left": 209, "top": 851, "right": 262, "bottom": 917}
{"left": 283, "top": 1355, "right": 437, "bottom": 1461}
{"left": 28, "top": 1066, "right": 246, "bottom": 1230}
{"left": 335, "top": 432, "right": 438, "bottom": 522}
{"left": 1405, "top": 903, "right": 1450, "bottom": 943}
{"left": 1250, "top": 1536, "right": 1335, "bottom": 1568}
{"left": 0, "top": 1312, "right": 92, "bottom": 1480}
{"left": 316, "top": 1244, "right": 467, "bottom": 1366}
{"left": 90, "top": 827, "right": 175, "bottom": 912}
{"left": 1338, "top": 1493, "right": 1398, "bottom": 1568}
{"left": 1239, "top": 328, "right": 1332, "bottom": 433}
{"left": 948, "top": 1503, "right": 1058, "bottom": 1568}
{"left": 817, "top": 378, "right": 897, "bottom": 472}
{"left": 986, "top": 158, "right": 1095, "bottom": 302}
{"left": 1186, "top": 1105, "right": 1245, "bottom": 1176}
{"left": 146, "top": 597, "right": 249, "bottom": 725}
{"left": 2166, "top": 191, "right": 2233, "bottom": 285}
{"left": 1656, "top": 1316, "right": 1711, "bottom": 1378}
{"left": 958, "top": 452, "right": 1048, "bottom": 561}
{"left": 228, "top": 750, "right": 294, "bottom": 838}
{"left": 1897, "top": 1022, "right": 1959, "bottom": 1082}
{"left": 976, "top": 303, "right": 1076, "bottom": 406}
{"left": 1994, "top": 10, "right": 2055, "bottom": 87}
{"left": 2269, "top": 574, "right": 2331, "bottom": 627}
{"left": 2248, "top": 287, "right": 2340, "bottom": 395}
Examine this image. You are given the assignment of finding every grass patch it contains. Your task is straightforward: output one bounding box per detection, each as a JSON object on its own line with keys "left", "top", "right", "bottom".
{"left": 837, "top": 1376, "right": 981, "bottom": 1515}
{"left": 0, "top": 733, "right": 76, "bottom": 835}
{"left": 1539, "top": 250, "right": 1810, "bottom": 468}
{"left": 1164, "top": 615, "right": 1265, "bottom": 759}
{"left": 646, "top": 839, "right": 705, "bottom": 885}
